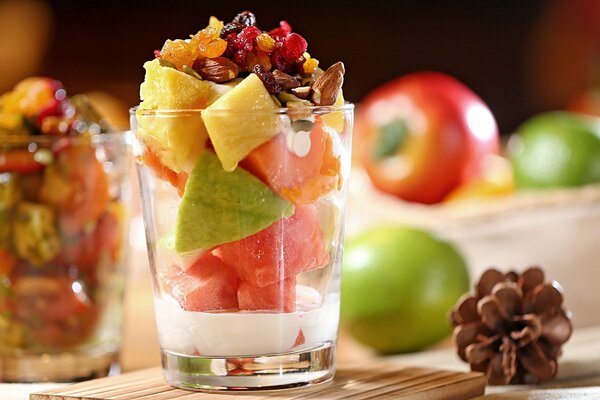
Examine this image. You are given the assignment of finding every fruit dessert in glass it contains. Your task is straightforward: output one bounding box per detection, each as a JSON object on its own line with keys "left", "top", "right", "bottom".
{"left": 133, "top": 11, "right": 352, "bottom": 390}
{"left": 0, "top": 78, "right": 130, "bottom": 382}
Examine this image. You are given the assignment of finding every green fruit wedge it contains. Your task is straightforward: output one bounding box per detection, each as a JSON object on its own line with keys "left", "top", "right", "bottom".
{"left": 510, "top": 111, "right": 600, "bottom": 189}
{"left": 175, "top": 152, "right": 294, "bottom": 253}
{"left": 342, "top": 225, "right": 469, "bottom": 354}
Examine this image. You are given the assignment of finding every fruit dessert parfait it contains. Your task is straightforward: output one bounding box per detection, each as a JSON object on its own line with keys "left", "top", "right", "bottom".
{"left": 0, "top": 78, "right": 130, "bottom": 382}
{"left": 133, "top": 11, "right": 353, "bottom": 390}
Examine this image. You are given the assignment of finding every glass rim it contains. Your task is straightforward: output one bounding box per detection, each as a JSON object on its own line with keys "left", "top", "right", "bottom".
{"left": 0, "top": 132, "right": 129, "bottom": 147}
{"left": 131, "top": 102, "right": 354, "bottom": 117}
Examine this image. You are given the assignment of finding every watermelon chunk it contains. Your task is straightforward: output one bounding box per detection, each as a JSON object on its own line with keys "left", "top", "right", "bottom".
{"left": 242, "top": 117, "right": 341, "bottom": 204}
{"left": 237, "top": 278, "right": 296, "bottom": 313}
{"left": 162, "top": 253, "right": 239, "bottom": 312}
{"left": 216, "top": 205, "right": 329, "bottom": 287}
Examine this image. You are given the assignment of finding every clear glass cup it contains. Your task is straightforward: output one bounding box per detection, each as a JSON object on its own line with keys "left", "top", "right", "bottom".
{"left": 0, "top": 133, "right": 131, "bottom": 382}
{"left": 132, "top": 104, "right": 353, "bottom": 391}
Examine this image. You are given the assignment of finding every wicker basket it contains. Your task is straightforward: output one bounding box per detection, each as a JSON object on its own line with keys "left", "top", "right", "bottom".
{"left": 347, "top": 168, "right": 600, "bottom": 328}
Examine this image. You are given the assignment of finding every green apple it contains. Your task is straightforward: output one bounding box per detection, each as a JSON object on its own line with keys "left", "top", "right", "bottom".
{"left": 509, "top": 111, "right": 600, "bottom": 189}
{"left": 341, "top": 225, "right": 469, "bottom": 354}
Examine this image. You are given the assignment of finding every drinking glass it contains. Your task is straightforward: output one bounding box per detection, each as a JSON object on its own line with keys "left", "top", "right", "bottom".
{"left": 133, "top": 104, "right": 353, "bottom": 390}
{"left": 0, "top": 133, "right": 131, "bottom": 382}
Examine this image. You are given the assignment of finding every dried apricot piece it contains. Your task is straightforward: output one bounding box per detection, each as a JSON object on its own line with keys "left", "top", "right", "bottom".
{"left": 161, "top": 39, "right": 198, "bottom": 69}
{"left": 194, "top": 28, "right": 227, "bottom": 58}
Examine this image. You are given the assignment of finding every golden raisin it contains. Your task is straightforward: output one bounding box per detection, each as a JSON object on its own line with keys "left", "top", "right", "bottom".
{"left": 302, "top": 52, "right": 319, "bottom": 74}
{"left": 245, "top": 52, "right": 259, "bottom": 70}
{"left": 161, "top": 39, "right": 198, "bottom": 69}
{"left": 245, "top": 51, "right": 273, "bottom": 71}
{"left": 256, "top": 33, "right": 276, "bottom": 52}
{"left": 208, "top": 16, "right": 224, "bottom": 31}
{"left": 257, "top": 51, "right": 272, "bottom": 70}
{"left": 193, "top": 29, "right": 227, "bottom": 58}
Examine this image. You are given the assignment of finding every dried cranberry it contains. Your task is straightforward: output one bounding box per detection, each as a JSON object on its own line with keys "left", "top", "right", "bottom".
{"left": 153, "top": 50, "right": 161, "bottom": 58}
{"left": 270, "top": 49, "right": 292, "bottom": 73}
{"left": 269, "top": 21, "right": 292, "bottom": 41}
{"left": 233, "top": 26, "right": 261, "bottom": 50}
{"left": 281, "top": 33, "right": 307, "bottom": 63}
{"left": 233, "top": 11, "right": 256, "bottom": 27}
{"left": 253, "top": 64, "right": 282, "bottom": 94}
{"left": 220, "top": 21, "right": 245, "bottom": 38}
{"left": 293, "top": 58, "right": 307, "bottom": 75}
{"left": 223, "top": 39, "right": 236, "bottom": 58}
{"left": 234, "top": 49, "right": 248, "bottom": 66}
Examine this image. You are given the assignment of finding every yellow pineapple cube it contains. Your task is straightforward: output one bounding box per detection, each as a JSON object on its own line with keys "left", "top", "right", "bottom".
{"left": 137, "top": 111, "right": 208, "bottom": 173}
{"left": 137, "top": 59, "right": 215, "bottom": 172}
{"left": 139, "top": 59, "right": 213, "bottom": 110}
{"left": 202, "top": 73, "right": 278, "bottom": 172}
{"left": 321, "top": 89, "right": 346, "bottom": 133}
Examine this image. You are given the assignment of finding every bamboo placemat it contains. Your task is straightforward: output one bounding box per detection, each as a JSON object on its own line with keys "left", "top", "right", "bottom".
{"left": 31, "top": 362, "right": 484, "bottom": 399}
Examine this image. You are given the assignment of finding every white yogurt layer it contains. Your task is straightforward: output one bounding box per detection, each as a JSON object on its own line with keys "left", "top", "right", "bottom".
{"left": 153, "top": 285, "right": 339, "bottom": 357}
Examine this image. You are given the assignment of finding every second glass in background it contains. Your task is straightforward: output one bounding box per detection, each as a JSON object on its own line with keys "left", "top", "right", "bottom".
{"left": 0, "top": 133, "right": 131, "bottom": 382}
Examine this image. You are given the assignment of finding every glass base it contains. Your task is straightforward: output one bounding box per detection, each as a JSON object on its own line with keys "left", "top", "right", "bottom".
{"left": 0, "top": 350, "right": 117, "bottom": 382}
{"left": 161, "top": 342, "right": 335, "bottom": 391}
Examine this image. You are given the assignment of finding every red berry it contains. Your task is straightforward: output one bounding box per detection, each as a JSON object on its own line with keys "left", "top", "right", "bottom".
{"left": 153, "top": 50, "right": 161, "bottom": 58}
{"left": 270, "top": 49, "right": 293, "bottom": 73}
{"left": 269, "top": 21, "right": 292, "bottom": 41}
{"left": 234, "top": 49, "right": 248, "bottom": 66}
{"left": 233, "top": 26, "right": 261, "bottom": 50}
{"left": 223, "top": 33, "right": 237, "bottom": 58}
{"left": 293, "top": 56, "right": 307, "bottom": 74}
{"left": 281, "top": 33, "right": 307, "bottom": 63}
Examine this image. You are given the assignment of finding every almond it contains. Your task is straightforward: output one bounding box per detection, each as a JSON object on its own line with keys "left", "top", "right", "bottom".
{"left": 311, "top": 62, "right": 345, "bottom": 106}
{"left": 291, "top": 86, "right": 311, "bottom": 99}
{"left": 272, "top": 70, "right": 301, "bottom": 90}
{"left": 193, "top": 57, "right": 239, "bottom": 83}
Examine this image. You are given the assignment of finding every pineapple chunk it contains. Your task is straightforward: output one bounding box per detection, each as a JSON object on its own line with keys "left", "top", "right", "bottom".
{"left": 202, "top": 74, "right": 278, "bottom": 172}
{"left": 137, "top": 111, "right": 208, "bottom": 173}
{"left": 139, "top": 59, "right": 213, "bottom": 110}
{"left": 321, "top": 90, "right": 346, "bottom": 132}
{"left": 137, "top": 59, "right": 215, "bottom": 172}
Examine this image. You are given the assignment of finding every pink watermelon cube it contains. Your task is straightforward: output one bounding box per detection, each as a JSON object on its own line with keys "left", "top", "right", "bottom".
{"left": 216, "top": 205, "right": 329, "bottom": 287}
{"left": 237, "top": 278, "right": 296, "bottom": 312}
{"left": 162, "top": 253, "right": 239, "bottom": 312}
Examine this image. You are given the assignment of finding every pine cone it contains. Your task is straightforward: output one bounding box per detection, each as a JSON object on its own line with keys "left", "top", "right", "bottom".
{"left": 450, "top": 267, "right": 573, "bottom": 385}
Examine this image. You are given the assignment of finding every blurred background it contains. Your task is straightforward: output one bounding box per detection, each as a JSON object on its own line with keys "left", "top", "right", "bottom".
{"left": 1, "top": 0, "right": 599, "bottom": 372}
{"left": 1, "top": 0, "right": 599, "bottom": 132}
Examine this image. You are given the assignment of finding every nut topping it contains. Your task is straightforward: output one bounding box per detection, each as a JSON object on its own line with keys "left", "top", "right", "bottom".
{"left": 272, "top": 70, "right": 301, "bottom": 90}
{"left": 311, "top": 62, "right": 344, "bottom": 106}
{"left": 193, "top": 57, "right": 239, "bottom": 83}
{"left": 291, "top": 86, "right": 311, "bottom": 99}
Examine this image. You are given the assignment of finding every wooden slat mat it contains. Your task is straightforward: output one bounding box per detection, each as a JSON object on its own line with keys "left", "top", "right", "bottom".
{"left": 31, "top": 363, "right": 484, "bottom": 399}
